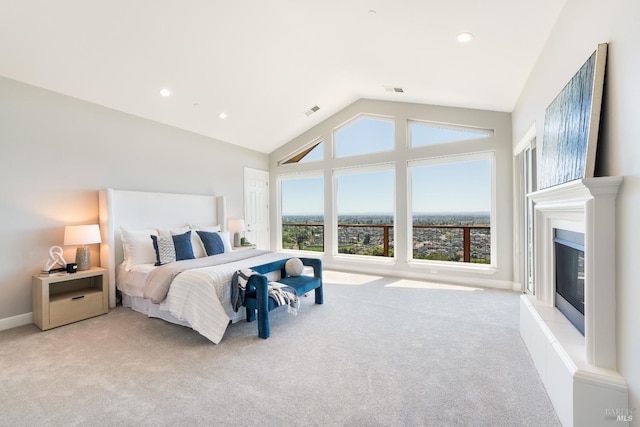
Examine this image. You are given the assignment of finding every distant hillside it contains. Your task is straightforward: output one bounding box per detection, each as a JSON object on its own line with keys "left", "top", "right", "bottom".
{"left": 282, "top": 213, "right": 490, "bottom": 226}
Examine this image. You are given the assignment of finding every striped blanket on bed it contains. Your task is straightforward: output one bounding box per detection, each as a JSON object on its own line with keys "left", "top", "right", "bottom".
{"left": 231, "top": 268, "right": 299, "bottom": 315}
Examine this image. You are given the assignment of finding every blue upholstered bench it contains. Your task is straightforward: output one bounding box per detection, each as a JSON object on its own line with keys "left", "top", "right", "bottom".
{"left": 243, "top": 257, "right": 323, "bottom": 339}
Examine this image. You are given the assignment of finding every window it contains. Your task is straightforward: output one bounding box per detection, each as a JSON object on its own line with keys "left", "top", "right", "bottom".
{"left": 409, "top": 153, "right": 493, "bottom": 264}
{"left": 409, "top": 120, "right": 492, "bottom": 147}
{"left": 335, "top": 116, "right": 394, "bottom": 158}
{"left": 282, "top": 140, "right": 324, "bottom": 165}
{"left": 335, "top": 166, "right": 394, "bottom": 257}
{"left": 516, "top": 140, "right": 537, "bottom": 293}
{"left": 280, "top": 175, "right": 324, "bottom": 252}
{"left": 279, "top": 140, "right": 324, "bottom": 165}
{"left": 275, "top": 104, "right": 501, "bottom": 275}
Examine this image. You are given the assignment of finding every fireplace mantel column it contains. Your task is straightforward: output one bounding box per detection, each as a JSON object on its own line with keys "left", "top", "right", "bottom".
{"left": 529, "top": 176, "right": 621, "bottom": 369}
{"left": 522, "top": 177, "right": 627, "bottom": 426}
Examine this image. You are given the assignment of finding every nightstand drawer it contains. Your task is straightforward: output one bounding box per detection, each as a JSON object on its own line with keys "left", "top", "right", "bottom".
{"left": 50, "top": 288, "right": 104, "bottom": 325}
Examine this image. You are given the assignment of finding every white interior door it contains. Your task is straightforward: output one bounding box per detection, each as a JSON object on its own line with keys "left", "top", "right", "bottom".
{"left": 244, "top": 168, "right": 270, "bottom": 249}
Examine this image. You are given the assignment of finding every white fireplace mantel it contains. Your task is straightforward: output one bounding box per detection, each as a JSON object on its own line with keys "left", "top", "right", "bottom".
{"left": 520, "top": 177, "right": 628, "bottom": 426}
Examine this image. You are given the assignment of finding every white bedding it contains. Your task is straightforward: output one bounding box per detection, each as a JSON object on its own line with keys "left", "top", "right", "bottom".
{"left": 117, "top": 263, "right": 154, "bottom": 297}
{"left": 117, "top": 251, "right": 291, "bottom": 343}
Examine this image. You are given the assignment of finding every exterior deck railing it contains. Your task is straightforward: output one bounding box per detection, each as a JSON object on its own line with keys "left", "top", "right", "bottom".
{"left": 282, "top": 223, "right": 490, "bottom": 263}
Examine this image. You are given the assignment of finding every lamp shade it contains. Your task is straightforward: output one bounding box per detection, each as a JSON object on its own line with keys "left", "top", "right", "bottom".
{"left": 63, "top": 224, "right": 102, "bottom": 246}
{"left": 227, "top": 219, "right": 246, "bottom": 233}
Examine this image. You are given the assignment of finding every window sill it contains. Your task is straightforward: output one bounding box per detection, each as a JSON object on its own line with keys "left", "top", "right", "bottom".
{"left": 407, "top": 260, "right": 497, "bottom": 275}
{"left": 332, "top": 254, "right": 396, "bottom": 266}
{"left": 278, "top": 249, "right": 325, "bottom": 258}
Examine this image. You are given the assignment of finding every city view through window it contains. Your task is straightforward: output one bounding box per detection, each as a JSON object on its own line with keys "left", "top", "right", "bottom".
{"left": 280, "top": 117, "right": 492, "bottom": 264}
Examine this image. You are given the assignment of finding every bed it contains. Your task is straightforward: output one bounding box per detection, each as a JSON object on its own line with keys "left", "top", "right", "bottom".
{"left": 98, "top": 188, "right": 290, "bottom": 343}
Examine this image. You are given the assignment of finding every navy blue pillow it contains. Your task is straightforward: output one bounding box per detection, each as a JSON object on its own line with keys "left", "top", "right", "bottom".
{"left": 196, "top": 230, "right": 225, "bottom": 256}
{"left": 173, "top": 231, "right": 195, "bottom": 261}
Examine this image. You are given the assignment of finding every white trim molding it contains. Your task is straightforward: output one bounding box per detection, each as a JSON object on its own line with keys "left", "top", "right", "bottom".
{"left": 0, "top": 312, "right": 33, "bottom": 331}
{"left": 513, "top": 122, "right": 537, "bottom": 156}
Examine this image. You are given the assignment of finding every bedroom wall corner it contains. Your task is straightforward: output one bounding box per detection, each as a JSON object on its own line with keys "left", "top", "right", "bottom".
{"left": 0, "top": 76, "right": 268, "bottom": 322}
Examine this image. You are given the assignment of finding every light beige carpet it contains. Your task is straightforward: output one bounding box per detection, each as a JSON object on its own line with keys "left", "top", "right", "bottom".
{"left": 0, "top": 271, "right": 560, "bottom": 426}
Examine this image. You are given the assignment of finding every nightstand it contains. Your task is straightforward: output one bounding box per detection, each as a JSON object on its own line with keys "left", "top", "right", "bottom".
{"left": 32, "top": 266, "right": 108, "bottom": 330}
{"left": 233, "top": 244, "right": 257, "bottom": 251}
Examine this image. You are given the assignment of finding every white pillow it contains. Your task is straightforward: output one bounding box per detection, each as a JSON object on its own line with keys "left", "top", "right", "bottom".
{"left": 157, "top": 226, "right": 190, "bottom": 237}
{"left": 121, "top": 227, "right": 158, "bottom": 269}
{"left": 190, "top": 232, "right": 206, "bottom": 258}
{"left": 217, "top": 231, "right": 233, "bottom": 253}
{"left": 193, "top": 224, "right": 221, "bottom": 232}
{"left": 285, "top": 258, "right": 304, "bottom": 276}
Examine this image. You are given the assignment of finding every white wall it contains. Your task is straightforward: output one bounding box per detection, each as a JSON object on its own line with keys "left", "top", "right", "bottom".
{"left": 0, "top": 76, "right": 268, "bottom": 321}
{"left": 269, "top": 99, "right": 514, "bottom": 289}
{"left": 512, "top": 0, "right": 640, "bottom": 420}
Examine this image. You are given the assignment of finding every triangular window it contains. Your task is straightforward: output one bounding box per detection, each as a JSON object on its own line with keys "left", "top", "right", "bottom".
{"left": 335, "top": 116, "right": 394, "bottom": 158}
{"left": 280, "top": 140, "right": 324, "bottom": 165}
{"left": 410, "top": 121, "right": 492, "bottom": 147}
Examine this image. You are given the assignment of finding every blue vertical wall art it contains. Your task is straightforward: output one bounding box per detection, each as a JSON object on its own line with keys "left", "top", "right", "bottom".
{"left": 539, "top": 43, "right": 608, "bottom": 190}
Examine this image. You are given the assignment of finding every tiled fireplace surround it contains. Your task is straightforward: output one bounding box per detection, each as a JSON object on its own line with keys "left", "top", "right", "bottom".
{"left": 520, "top": 177, "right": 628, "bottom": 426}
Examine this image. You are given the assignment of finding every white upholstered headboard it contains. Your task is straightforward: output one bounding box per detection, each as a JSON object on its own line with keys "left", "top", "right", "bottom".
{"left": 98, "top": 189, "right": 226, "bottom": 308}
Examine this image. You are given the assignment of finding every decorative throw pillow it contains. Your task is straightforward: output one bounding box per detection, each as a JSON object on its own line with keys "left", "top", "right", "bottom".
{"left": 150, "top": 235, "right": 176, "bottom": 266}
{"left": 285, "top": 258, "right": 304, "bottom": 276}
{"left": 150, "top": 231, "right": 195, "bottom": 265}
{"left": 192, "top": 225, "right": 222, "bottom": 257}
{"left": 196, "top": 231, "right": 225, "bottom": 256}
{"left": 158, "top": 226, "right": 206, "bottom": 258}
{"left": 172, "top": 230, "right": 195, "bottom": 261}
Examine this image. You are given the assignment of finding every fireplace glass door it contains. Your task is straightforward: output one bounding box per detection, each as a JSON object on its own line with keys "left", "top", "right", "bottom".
{"left": 554, "top": 229, "right": 585, "bottom": 335}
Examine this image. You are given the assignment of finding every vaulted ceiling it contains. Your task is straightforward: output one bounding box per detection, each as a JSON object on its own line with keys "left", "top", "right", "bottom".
{"left": 0, "top": 1, "right": 566, "bottom": 153}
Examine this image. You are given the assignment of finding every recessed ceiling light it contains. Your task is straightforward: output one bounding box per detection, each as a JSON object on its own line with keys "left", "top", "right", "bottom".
{"left": 159, "top": 88, "right": 171, "bottom": 97}
{"left": 457, "top": 32, "right": 474, "bottom": 43}
{"left": 219, "top": 113, "right": 227, "bottom": 119}
{"left": 368, "top": 9, "right": 377, "bottom": 15}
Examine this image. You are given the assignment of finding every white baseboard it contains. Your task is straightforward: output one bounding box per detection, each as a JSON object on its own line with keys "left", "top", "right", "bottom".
{"left": 322, "top": 260, "right": 515, "bottom": 291}
{"left": 0, "top": 312, "right": 33, "bottom": 332}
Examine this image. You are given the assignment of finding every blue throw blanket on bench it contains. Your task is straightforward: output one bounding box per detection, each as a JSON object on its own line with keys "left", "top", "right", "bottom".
{"left": 231, "top": 269, "right": 299, "bottom": 315}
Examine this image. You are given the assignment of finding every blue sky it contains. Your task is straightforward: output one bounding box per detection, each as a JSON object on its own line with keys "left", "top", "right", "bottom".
{"left": 337, "top": 169, "right": 394, "bottom": 214}
{"left": 281, "top": 118, "right": 491, "bottom": 216}
{"left": 411, "top": 159, "right": 491, "bottom": 213}
{"left": 335, "top": 117, "right": 394, "bottom": 157}
{"left": 281, "top": 177, "right": 324, "bottom": 215}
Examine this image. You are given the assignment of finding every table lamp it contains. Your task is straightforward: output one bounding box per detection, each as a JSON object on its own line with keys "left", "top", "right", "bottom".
{"left": 64, "top": 224, "right": 101, "bottom": 271}
{"left": 228, "top": 219, "right": 245, "bottom": 247}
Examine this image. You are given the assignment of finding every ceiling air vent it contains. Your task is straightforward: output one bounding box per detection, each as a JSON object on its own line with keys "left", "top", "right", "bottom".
{"left": 384, "top": 86, "right": 404, "bottom": 93}
{"left": 305, "top": 105, "right": 320, "bottom": 116}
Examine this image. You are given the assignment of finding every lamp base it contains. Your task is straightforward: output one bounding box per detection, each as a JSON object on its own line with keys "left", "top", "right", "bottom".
{"left": 75, "top": 247, "right": 91, "bottom": 271}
